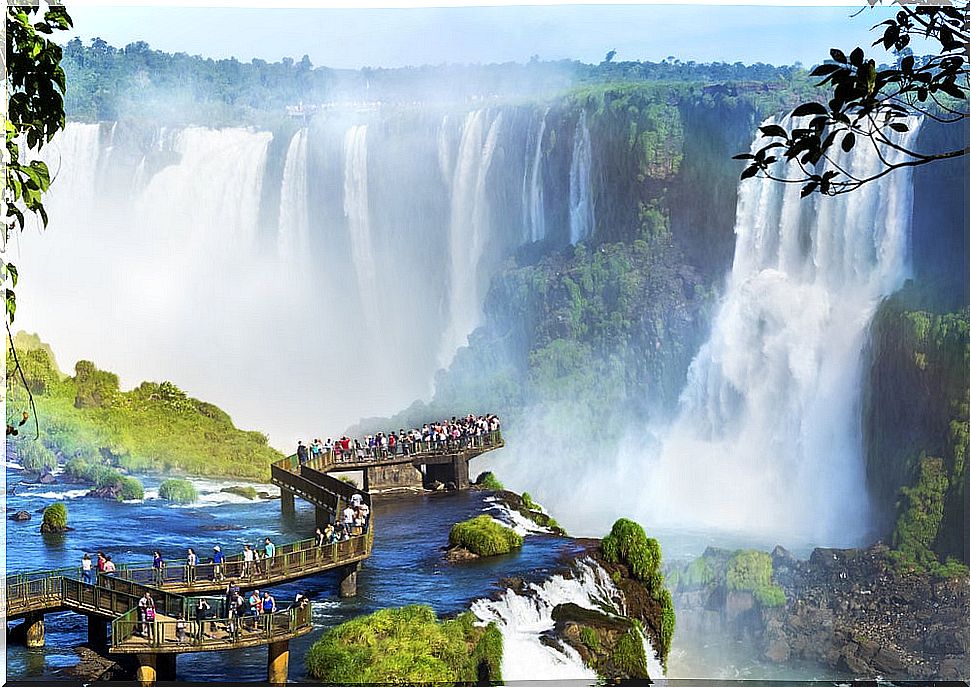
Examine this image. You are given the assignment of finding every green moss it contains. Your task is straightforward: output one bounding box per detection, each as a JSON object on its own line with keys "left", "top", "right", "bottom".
{"left": 521, "top": 491, "right": 538, "bottom": 511}
{"left": 892, "top": 455, "right": 949, "bottom": 571}
{"left": 579, "top": 626, "right": 600, "bottom": 652}
{"left": 17, "top": 441, "right": 58, "bottom": 472}
{"left": 679, "top": 555, "right": 715, "bottom": 589}
{"left": 221, "top": 485, "right": 258, "bottom": 500}
{"left": 449, "top": 515, "right": 523, "bottom": 557}
{"left": 305, "top": 605, "right": 502, "bottom": 683}
{"left": 657, "top": 587, "right": 676, "bottom": 668}
{"left": 158, "top": 478, "right": 198, "bottom": 504}
{"left": 475, "top": 471, "right": 504, "bottom": 491}
{"left": 118, "top": 476, "right": 145, "bottom": 501}
{"left": 42, "top": 502, "right": 68, "bottom": 530}
{"left": 601, "top": 518, "right": 661, "bottom": 582}
{"left": 753, "top": 585, "right": 787, "bottom": 607}
{"left": 610, "top": 629, "right": 649, "bottom": 680}
{"left": 726, "top": 550, "right": 772, "bottom": 590}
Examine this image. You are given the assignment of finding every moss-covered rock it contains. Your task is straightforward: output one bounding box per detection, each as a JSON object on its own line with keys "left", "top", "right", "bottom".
{"left": 220, "top": 485, "right": 258, "bottom": 500}
{"left": 305, "top": 605, "right": 502, "bottom": 683}
{"left": 41, "top": 502, "right": 69, "bottom": 533}
{"left": 596, "top": 518, "right": 675, "bottom": 671}
{"left": 474, "top": 471, "right": 504, "bottom": 491}
{"left": 158, "top": 478, "right": 198, "bottom": 504}
{"left": 448, "top": 515, "right": 523, "bottom": 558}
{"left": 553, "top": 603, "right": 649, "bottom": 680}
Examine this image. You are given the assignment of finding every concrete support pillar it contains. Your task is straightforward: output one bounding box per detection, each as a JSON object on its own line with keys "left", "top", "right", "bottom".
{"left": 315, "top": 506, "right": 329, "bottom": 529}
{"left": 363, "top": 468, "right": 370, "bottom": 492}
{"left": 339, "top": 562, "right": 359, "bottom": 598}
{"left": 157, "top": 653, "right": 177, "bottom": 681}
{"left": 24, "top": 612, "right": 45, "bottom": 648}
{"left": 452, "top": 455, "right": 470, "bottom": 490}
{"left": 135, "top": 653, "right": 157, "bottom": 687}
{"left": 88, "top": 616, "right": 108, "bottom": 652}
{"left": 267, "top": 639, "right": 290, "bottom": 684}
{"left": 280, "top": 490, "right": 295, "bottom": 518}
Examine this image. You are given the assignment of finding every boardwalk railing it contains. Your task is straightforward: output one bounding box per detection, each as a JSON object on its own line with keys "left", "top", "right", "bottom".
{"left": 303, "top": 430, "right": 504, "bottom": 469}
{"left": 110, "top": 601, "right": 314, "bottom": 652}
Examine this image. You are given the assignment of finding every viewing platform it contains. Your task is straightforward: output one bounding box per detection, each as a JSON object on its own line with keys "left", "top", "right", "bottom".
{"left": 5, "top": 422, "right": 504, "bottom": 684}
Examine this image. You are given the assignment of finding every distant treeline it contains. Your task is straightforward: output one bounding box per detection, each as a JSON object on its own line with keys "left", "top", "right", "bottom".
{"left": 61, "top": 36, "right": 811, "bottom": 125}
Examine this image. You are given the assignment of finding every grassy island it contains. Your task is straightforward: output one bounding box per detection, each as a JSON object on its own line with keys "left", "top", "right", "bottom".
{"left": 306, "top": 605, "right": 502, "bottom": 683}
{"left": 449, "top": 515, "right": 523, "bottom": 557}
{"left": 158, "top": 478, "right": 198, "bottom": 504}
{"left": 5, "top": 333, "right": 283, "bottom": 481}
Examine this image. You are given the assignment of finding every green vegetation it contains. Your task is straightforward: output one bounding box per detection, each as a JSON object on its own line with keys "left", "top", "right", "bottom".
{"left": 602, "top": 518, "right": 662, "bottom": 583}
{"left": 449, "top": 515, "right": 523, "bottom": 557}
{"left": 17, "top": 440, "right": 57, "bottom": 472}
{"left": 601, "top": 518, "right": 675, "bottom": 669}
{"left": 475, "top": 471, "right": 504, "bottom": 491}
{"left": 158, "top": 478, "right": 198, "bottom": 504}
{"left": 726, "top": 550, "right": 786, "bottom": 607}
{"left": 305, "top": 605, "right": 502, "bottom": 683}
{"left": 338, "top": 476, "right": 358, "bottom": 488}
{"left": 609, "top": 627, "right": 649, "bottom": 680}
{"left": 521, "top": 492, "right": 539, "bottom": 511}
{"left": 579, "top": 626, "right": 600, "bottom": 652}
{"left": 42, "top": 502, "right": 68, "bottom": 531}
{"left": 222, "top": 485, "right": 258, "bottom": 500}
{"left": 119, "top": 476, "right": 145, "bottom": 501}
{"left": 867, "top": 293, "right": 969, "bottom": 570}
{"left": 5, "top": 334, "right": 284, "bottom": 480}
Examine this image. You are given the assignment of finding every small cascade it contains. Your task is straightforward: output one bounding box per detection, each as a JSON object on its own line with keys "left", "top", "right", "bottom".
{"left": 471, "top": 558, "right": 664, "bottom": 682}
{"left": 343, "top": 124, "right": 381, "bottom": 334}
{"left": 438, "top": 109, "right": 504, "bottom": 368}
{"left": 523, "top": 108, "right": 548, "bottom": 243}
{"left": 278, "top": 128, "right": 310, "bottom": 262}
{"left": 568, "top": 110, "right": 594, "bottom": 245}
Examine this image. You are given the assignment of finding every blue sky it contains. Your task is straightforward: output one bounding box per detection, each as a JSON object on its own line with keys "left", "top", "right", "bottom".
{"left": 62, "top": 3, "right": 897, "bottom": 69}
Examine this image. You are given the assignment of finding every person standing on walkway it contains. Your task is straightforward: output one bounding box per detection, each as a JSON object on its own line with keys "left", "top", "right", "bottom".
{"left": 186, "top": 547, "right": 197, "bottom": 585}
{"left": 152, "top": 550, "right": 165, "bottom": 586}
{"left": 195, "top": 597, "right": 211, "bottom": 640}
{"left": 81, "top": 553, "right": 93, "bottom": 585}
{"left": 242, "top": 544, "right": 255, "bottom": 578}
{"left": 212, "top": 545, "right": 225, "bottom": 581}
{"left": 297, "top": 440, "right": 309, "bottom": 465}
{"left": 264, "top": 537, "right": 276, "bottom": 573}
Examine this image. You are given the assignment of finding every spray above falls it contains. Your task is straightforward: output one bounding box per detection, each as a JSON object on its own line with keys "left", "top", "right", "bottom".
{"left": 627, "top": 117, "right": 922, "bottom": 546}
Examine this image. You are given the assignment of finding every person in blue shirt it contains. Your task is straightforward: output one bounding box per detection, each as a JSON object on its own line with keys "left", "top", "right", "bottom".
{"left": 212, "top": 545, "right": 225, "bottom": 581}
{"left": 152, "top": 550, "right": 164, "bottom": 586}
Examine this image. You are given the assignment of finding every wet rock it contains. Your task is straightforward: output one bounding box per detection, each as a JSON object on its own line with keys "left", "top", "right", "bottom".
{"left": 60, "top": 646, "right": 130, "bottom": 681}
{"left": 86, "top": 484, "right": 122, "bottom": 500}
{"left": 9, "top": 510, "right": 31, "bottom": 522}
{"left": 199, "top": 524, "right": 245, "bottom": 532}
{"left": 444, "top": 481, "right": 458, "bottom": 491}
{"left": 426, "top": 480, "right": 444, "bottom": 492}
{"left": 444, "top": 546, "right": 479, "bottom": 562}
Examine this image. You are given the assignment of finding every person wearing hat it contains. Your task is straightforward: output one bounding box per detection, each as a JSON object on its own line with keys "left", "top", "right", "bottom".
{"left": 212, "top": 545, "right": 225, "bottom": 581}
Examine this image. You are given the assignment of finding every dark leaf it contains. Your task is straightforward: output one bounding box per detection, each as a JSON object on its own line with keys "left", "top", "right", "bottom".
{"left": 841, "top": 132, "right": 856, "bottom": 152}
{"left": 759, "top": 124, "right": 789, "bottom": 138}
{"left": 830, "top": 48, "right": 847, "bottom": 64}
{"left": 791, "top": 102, "right": 828, "bottom": 118}
{"left": 740, "top": 165, "right": 760, "bottom": 180}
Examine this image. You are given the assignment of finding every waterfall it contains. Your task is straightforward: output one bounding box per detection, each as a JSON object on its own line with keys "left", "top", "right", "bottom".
{"left": 438, "top": 110, "right": 504, "bottom": 368}
{"left": 278, "top": 128, "right": 309, "bottom": 261}
{"left": 343, "top": 124, "right": 381, "bottom": 334}
{"left": 471, "top": 558, "right": 665, "bottom": 681}
{"left": 630, "top": 117, "right": 921, "bottom": 545}
{"left": 568, "top": 110, "right": 594, "bottom": 245}
{"left": 523, "top": 109, "right": 548, "bottom": 243}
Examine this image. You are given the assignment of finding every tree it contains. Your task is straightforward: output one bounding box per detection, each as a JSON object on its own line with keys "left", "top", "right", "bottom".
{"left": 737, "top": 0, "right": 968, "bottom": 196}
{"left": 4, "top": 3, "right": 73, "bottom": 435}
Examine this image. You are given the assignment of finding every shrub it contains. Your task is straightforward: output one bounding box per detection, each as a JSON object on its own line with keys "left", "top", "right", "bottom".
{"left": 158, "top": 478, "right": 198, "bottom": 504}
{"left": 680, "top": 556, "right": 715, "bottom": 589}
{"left": 521, "top": 491, "right": 539, "bottom": 510}
{"left": 43, "top": 502, "right": 68, "bottom": 530}
{"left": 727, "top": 550, "right": 786, "bottom": 608}
{"left": 118, "top": 476, "right": 145, "bottom": 501}
{"left": 17, "top": 441, "right": 58, "bottom": 472}
{"left": 306, "top": 605, "right": 502, "bottom": 683}
{"left": 475, "top": 471, "right": 504, "bottom": 491}
{"left": 610, "top": 629, "right": 649, "bottom": 679}
{"left": 449, "top": 515, "right": 523, "bottom": 556}
{"left": 338, "top": 476, "right": 358, "bottom": 488}
{"left": 601, "top": 518, "right": 661, "bottom": 582}
{"left": 579, "top": 626, "right": 600, "bottom": 651}
{"left": 753, "top": 584, "right": 787, "bottom": 607}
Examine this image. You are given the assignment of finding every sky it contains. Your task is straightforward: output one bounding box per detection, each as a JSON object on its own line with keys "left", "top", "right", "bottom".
{"left": 61, "top": 2, "right": 897, "bottom": 70}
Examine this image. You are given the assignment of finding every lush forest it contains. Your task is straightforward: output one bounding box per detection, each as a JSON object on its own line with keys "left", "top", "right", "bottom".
{"left": 5, "top": 332, "right": 283, "bottom": 480}
{"left": 60, "top": 36, "right": 815, "bottom": 125}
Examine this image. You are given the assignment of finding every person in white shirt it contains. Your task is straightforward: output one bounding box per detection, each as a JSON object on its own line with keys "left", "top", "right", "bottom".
{"left": 242, "top": 544, "right": 255, "bottom": 578}
{"left": 342, "top": 505, "right": 356, "bottom": 535}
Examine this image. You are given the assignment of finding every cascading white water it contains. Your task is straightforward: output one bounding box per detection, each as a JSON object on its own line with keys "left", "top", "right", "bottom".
{"left": 625, "top": 116, "right": 922, "bottom": 545}
{"left": 438, "top": 110, "right": 504, "bottom": 368}
{"left": 471, "top": 558, "right": 665, "bottom": 681}
{"left": 278, "top": 128, "right": 310, "bottom": 261}
{"left": 523, "top": 108, "right": 548, "bottom": 243}
{"left": 568, "top": 110, "right": 594, "bottom": 245}
{"left": 343, "top": 124, "right": 381, "bottom": 334}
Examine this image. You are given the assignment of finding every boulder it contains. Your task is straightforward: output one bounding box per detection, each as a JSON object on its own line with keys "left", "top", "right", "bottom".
{"left": 426, "top": 480, "right": 445, "bottom": 492}
{"left": 9, "top": 511, "right": 31, "bottom": 522}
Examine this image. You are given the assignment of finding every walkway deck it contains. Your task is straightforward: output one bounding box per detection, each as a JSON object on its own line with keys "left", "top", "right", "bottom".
{"left": 4, "top": 426, "right": 504, "bottom": 661}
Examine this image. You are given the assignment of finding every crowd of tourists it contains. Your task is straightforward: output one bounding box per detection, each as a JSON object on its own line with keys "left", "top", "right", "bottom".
{"left": 296, "top": 413, "right": 501, "bottom": 464}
